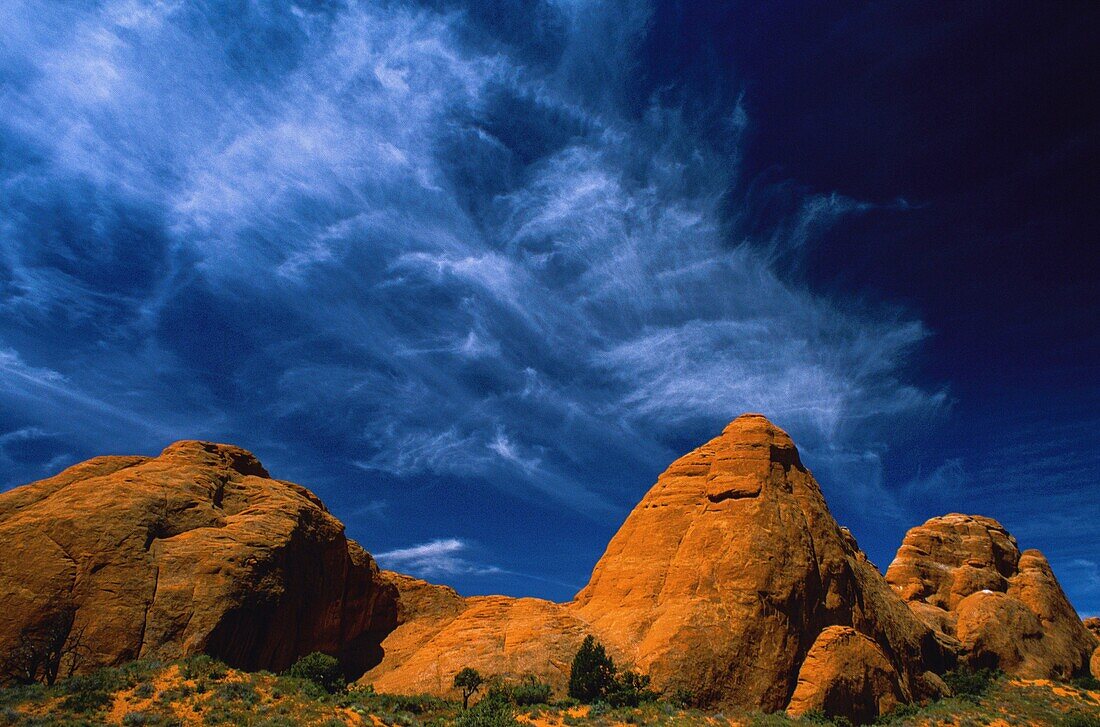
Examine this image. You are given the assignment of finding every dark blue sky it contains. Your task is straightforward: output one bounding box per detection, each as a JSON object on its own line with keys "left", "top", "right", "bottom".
{"left": 1, "top": 1, "right": 1097, "bottom": 615}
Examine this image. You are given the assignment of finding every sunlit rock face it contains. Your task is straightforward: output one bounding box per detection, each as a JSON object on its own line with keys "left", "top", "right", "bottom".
{"left": 886, "top": 513, "right": 1095, "bottom": 679}
{"left": 572, "top": 413, "right": 947, "bottom": 715}
{"left": 0, "top": 441, "right": 397, "bottom": 676}
{"left": 365, "top": 414, "right": 948, "bottom": 723}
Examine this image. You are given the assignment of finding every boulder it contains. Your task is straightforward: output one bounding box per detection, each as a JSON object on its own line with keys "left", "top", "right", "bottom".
{"left": 786, "top": 626, "right": 905, "bottom": 724}
{"left": 1085, "top": 618, "right": 1100, "bottom": 680}
{"left": 886, "top": 514, "right": 1093, "bottom": 680}
{"left": 1084, "top": 617, "right": 1100, "bottom": 642}
{"left": 0, "top": 441, "right": 397, "bottom": 677}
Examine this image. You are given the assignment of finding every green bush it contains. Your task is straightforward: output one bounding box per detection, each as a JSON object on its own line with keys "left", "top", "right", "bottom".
{"left": 121, "top": 712, "right": 182, "bottom": 726}
{"left": 272, "top": 675, "right": 327, "bottom": 701}
{"left": 213, "top": 679, "right": 259, "bottom": 705}
{"left": 285, "top": 652, "right": 345, "bottom": 694}
{"left": 60, "top": 687, "right": 113, "bottom": 713}
{"left": 606, "top": 670, "right": 658, "bottom": 708}
{"left": 567, "top": 636, "right": 617, "bottom": 703}
{"left": 132, "top": 682, "right": 155, "bottom": 699}
{"left": 178, "top": 655, "right": 228, "bottom": 682}
{"left": 454, "top": 692, "right": 518, "bottom": 727}
{"left": 942, "top": 667, "right": 1001, "bottom": 700}
{"left": 1061, "top": 713, "right": 1100, "bottom": 727}
{"left": 1070, "top": 674, "right": 1100, "bottom": 691}
{"left": 487, "top": 675, "right": 552, "bottom": 706}
{"left": 873, "top": 701, "right": 922, "bottom": 724}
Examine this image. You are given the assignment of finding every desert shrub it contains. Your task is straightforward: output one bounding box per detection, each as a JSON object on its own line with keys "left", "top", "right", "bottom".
{"left": 121, "top": 712, "right": 181, "bottom": 726}
{"left": 873, "top": 702, "right": 922, "bottom": 724}
{"left": 487, "top": 675, "right": 552, "bottom": 706}
{"left": 568, "top": 636, "right": 617, "bottom": 703}
{"left": 132, "top": 682, "right": 155, "bottom": 699}
{"left": 942, "top": 667, "right": 1000, "bottom": 700}
{"left": 586, "top": 701, "right": 612, "bottom": 717}
{"left": 60, "top": 686, "right": 113, "bottom": 713}
{"left": 606, "top": 670, "right": 658, "bottom": 708}
{"left": 454, "top": 692, "right": 518, "bottom": 727}
{"left": 369, "top": 692, "right": 452, "bottom": 714}
{"left": 252, "top": 719, "right": 297, "bottom": 727}
{"left": 1062, "top": 714, "right": 1100, "bottom": 727}
{"left": 213, "top": 679, "right": 259, "bottom": 705}
{"left": 178, "top": 655, "right": 228, "bottom": 682}
{"left": 272, "top": 675, "right": 326, "bottom": 701}
{"left": 0, "top": 682, "right": 46, "bottom": 709}
{"left": 1071, "top": 674, "right": 1100, "bottom": 691}
{"left": 156, "top": 683, "right": 193, "bottom": 703}
{"left": 285, "top": 652, "right": 344, "bottom": 694}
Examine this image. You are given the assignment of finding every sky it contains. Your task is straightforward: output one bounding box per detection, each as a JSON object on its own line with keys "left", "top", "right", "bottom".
{"left": 1, "top": 1, "right": 1097, "bottom": 615}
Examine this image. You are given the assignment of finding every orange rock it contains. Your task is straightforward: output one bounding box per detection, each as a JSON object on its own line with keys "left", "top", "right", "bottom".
{"left": 886, "top": 514, "right": 1093, "bottom": 680}
{"left": 571, "top": 414, "right": 946, "bottom": 718}
{"left": 0, "top": 441, "right": 397, "bottom": 676}
{"left": 786, "top": 626, "right": 905, "bottom": 724}
{"left": 363, "top": 572, "right": 592, "bottom": 696}
{"left": 1080, "top": 619, "right": 1100, "bottom": 680}
{"left": 364, "top": 414, "right": 946, "bottom": 724}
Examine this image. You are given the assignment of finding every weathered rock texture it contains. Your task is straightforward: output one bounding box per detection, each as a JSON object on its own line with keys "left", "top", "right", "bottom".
{"left": 1087, "top": 618, "right": 1100, "bottom": 680}
{"left": 572, "top": 414, "right": 946, "bottom": 715}
{"left": 885, "top": 514, "right": 1093, "bottom": 680}
{"left": 364, "top": 414, "right": 947, "bottom": 722}
{"left": 0, "top": 441, "right": 397, "bottom": 676}
{"left": 786, "top": 626, "right": 906, "bottom": 724}
{"left": 362, "top": 572, "right": 594, "bottom": 694}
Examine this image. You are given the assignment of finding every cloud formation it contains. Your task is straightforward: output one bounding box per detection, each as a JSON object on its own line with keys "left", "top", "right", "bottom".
{"left": 375, "top": 538, "right": 502, "bottom": 579}
{"left": 1, "top": 0, "right": 947, "bottom": 594}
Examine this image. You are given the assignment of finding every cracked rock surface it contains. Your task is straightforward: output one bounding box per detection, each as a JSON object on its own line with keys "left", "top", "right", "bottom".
{"left": 885, "top": 513, "right": 1094, "bottom": 680}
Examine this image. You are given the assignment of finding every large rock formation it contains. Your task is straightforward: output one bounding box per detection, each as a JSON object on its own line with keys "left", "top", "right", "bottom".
{"left": 364, "top": 414, "right": 947, "bottom": 722}
{"left": 885, "top": 514, "right": 1093, "bottom": 680}
{"left": 572, "top": 414, "right": 946, "bottom": 714}
{"left": 0, "top": 440, "right": 397, "bottom": 677}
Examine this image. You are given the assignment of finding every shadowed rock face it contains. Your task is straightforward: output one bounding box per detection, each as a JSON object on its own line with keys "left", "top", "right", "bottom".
{"left": 0, "top": 441, "right": 397, "bottom": 676}
{"left": 885, "top": 514, "right": 1094, "bottom": 680}
{"left": 363, "top": 414, "right": 948, "bottom": 723}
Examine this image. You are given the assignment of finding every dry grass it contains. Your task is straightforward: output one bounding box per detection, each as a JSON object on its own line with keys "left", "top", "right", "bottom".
{"left": 1, "top": 659, "right": 1097, "bottom": 726}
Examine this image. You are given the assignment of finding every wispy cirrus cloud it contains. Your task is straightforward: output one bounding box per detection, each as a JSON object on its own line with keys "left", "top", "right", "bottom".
{"left": 375, "top": 538, "right": 502, "bottom": 579}
{"left": 1, "top": 0, "right": 947, "bottom": 596}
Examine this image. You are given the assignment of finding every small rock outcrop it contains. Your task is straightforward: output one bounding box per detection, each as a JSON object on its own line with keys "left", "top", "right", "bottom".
{"left": 786, "top": 626, "right": 907, "bottom": 724}
{"left": 1086, "top": 618, "right": 1100, "bottom": 679}
{"left": 885, "top": 514, "right": 1093, "bottom": 680}
{"left": 0, "top": 441, "right": 397, "bottom": 676}
{"left": 362, "top": 572, "right": 592, "bottom": 694}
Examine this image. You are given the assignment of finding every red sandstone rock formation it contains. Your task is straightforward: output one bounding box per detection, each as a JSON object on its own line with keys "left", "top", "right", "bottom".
{"left": 885, "top": 513, "right": 1094, "bottom": 680}
{"left": 0, "top": 441, "right": 397, "bottom": 677}
{"left": 364, "top": 414, "right": 948, "bottom": 723}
